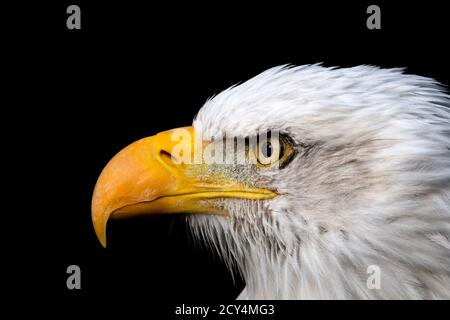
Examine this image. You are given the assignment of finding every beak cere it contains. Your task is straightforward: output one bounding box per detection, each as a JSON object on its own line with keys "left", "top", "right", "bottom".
{"left": 91, "top": 126, "right": 276, "bottom": 248}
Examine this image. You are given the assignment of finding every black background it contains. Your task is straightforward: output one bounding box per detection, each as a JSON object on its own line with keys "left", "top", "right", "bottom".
{"left": 11, "top": 0, "right": 449, "bottom": 317}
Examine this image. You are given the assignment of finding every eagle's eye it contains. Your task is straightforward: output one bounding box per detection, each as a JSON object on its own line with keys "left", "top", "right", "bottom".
{"left": 260, "top": 140, "right": 274, "bottom": 158}
{"left": 254, "top": 131, "right": 294, "bottom": 168}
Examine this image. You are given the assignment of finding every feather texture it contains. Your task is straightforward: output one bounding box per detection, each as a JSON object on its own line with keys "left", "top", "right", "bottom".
{"left": 188, "top": 65, "right": 450, "bottom": 299}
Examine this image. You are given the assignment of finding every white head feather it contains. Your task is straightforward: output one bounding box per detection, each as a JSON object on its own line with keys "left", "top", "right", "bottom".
{"left": 188, "top": 64, "right": 450, "bottom": 299}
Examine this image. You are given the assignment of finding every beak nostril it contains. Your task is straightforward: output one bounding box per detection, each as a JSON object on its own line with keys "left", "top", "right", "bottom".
{"left": 159, "top": 150, "right": 177, "bottom": 166}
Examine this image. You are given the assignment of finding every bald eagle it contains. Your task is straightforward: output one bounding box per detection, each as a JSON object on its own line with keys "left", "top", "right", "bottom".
{"left": 92, "top": 65, "right": 450, "bottom": 299}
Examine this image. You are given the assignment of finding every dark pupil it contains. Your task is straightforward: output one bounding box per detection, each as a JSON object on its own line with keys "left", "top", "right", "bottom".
{"left": 262, "top": 141, "right": 273, "bottom": 158}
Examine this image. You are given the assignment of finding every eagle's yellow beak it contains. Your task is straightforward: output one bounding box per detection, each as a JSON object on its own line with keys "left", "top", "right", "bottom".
{"left": 92, "top": 126, "right": 275, "bottom": 247}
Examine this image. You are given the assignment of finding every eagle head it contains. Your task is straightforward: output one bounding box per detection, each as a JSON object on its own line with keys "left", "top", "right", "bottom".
{"left": 92, "top": 65, "right": 450, "bottom": 299}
